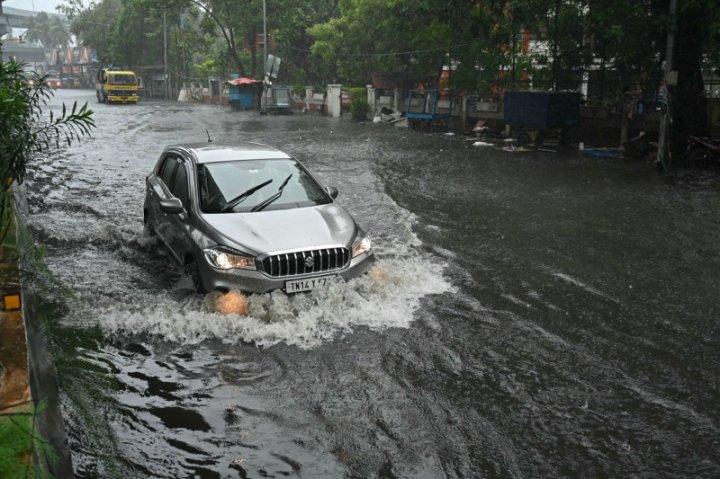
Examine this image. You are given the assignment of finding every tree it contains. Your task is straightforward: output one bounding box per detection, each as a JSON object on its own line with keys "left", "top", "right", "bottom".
{"left": 49, "top": 15, "right": 73, "bottom": 49}
{"left": 25, "top": 12, "right": 71, "bottom": 49}
{"left": 667, "top": 0, "right": 719, "bottom": 156}
{"left": 60, "top": 0, "right": 124, "bottom": 64}
{"left": 24, "top": 12, "right": 51, "bottom": 47}
{"left": 266, "top": 0, "right": 339, "bottom": 88}
{"left": 107, "top": 1, "right": 165, "bottom": 67}
{"left": 184, "top": 0, "right": 252, "bottom": 77}
{"left": 309, "top": 0, "right": 452, "bottom": 87}
{"left": 0, "top": 45, "right": 95, "bottom": 260}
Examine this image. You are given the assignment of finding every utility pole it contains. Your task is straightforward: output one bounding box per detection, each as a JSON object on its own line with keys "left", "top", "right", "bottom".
{"left": 261, "top": 0, "right": 268, "bottom": 112}
{"left": 657, "top": 0, "right": 677, "bottom": 173}
{"left": 552, "top": 0, "right": 560, "bottom": 91}
{"left": 163, "top": 9, "right": 168, "bottom": 100}
{"left": 263, "top": 0, "right": 268, "bottom": 75}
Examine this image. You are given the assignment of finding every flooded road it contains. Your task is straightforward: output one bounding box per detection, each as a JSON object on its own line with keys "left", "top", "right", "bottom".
{"left": 25, "top": 89, "right": 720, "bottom": 478}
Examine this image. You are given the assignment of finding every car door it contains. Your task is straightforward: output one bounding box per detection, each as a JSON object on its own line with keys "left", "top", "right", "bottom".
{"left": 150, "top": 154, "right": 190, "bottom": 263}
{"left": 149, "top": 155, "right": 179, "bottom": 252}
{"left": 163, "top": 156, "right": 193, "bottom": 263}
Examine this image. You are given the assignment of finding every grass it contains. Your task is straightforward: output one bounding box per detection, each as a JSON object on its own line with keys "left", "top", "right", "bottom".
{"left": 1, "top": 189, "right": 35, "bottom": 478}
{"left": 0, "top": 413, "right": 34, "bottom": 479}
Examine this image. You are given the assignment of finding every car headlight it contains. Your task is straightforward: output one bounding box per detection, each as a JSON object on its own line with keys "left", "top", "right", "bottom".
{"left": 351, "top": 233, "right": 372, "bottom": 258}
{"left": 203, "top": 247, "right": 256, "bottom": 270}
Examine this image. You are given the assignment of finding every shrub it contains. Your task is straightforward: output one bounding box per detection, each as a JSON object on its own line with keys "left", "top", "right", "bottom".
{"left": 348, "top": 87, "right": 368, "bottom": 121}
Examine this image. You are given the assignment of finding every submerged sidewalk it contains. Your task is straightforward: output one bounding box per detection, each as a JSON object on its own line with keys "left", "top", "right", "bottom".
{"left": 0, "top": 249, "right": 34, "bottom": 476}
{"left": 1, "top": 184, "right": 74, "bottom": 477}
{"left": 0, "top": 300, "right": 31, "bottom": 413}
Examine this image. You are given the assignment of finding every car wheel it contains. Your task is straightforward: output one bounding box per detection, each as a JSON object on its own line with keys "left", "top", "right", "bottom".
{"left": 183, "top": 259, "right": 206, "bottom": 294}
{"left": 143, "top": 212, "right": 155, "bottom": 237}
{"left": 517, "top": 131, "right": 530, "bottom": 147}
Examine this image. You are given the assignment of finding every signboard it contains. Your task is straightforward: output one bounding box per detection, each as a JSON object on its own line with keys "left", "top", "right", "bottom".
{"left": 265, "top": 54, "right": 281, "bottom": 79}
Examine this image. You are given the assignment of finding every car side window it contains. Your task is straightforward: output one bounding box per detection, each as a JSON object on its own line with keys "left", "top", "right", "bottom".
{"left": 169, "top": 161, "right": 190, "bottom": 211}
{"left": 158, "top": 156, "right": 178, "bottom": 188}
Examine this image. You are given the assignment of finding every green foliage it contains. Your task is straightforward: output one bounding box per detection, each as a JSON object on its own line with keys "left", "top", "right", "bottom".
{"left": 59, "top": 0, "right": 720, "bottom": 96}
{"left": 0, "top": 412, "right": 33, "bottom": 479}
{"left": 60, "top": 0, "right": 124, "bottom": 64}
{"left": 351, "top": 94, "right": 369, "bottom": 121}
{"left": 108, "top": 1, "right": 165, "bottom": 67}
{"left": 291, "top": 69, "right": 309, "bottom": 98}
{"left": 0, "top": 401, "right": 58, "bottom": 479}
{"left": 0, "top": 58, "right": 95, "bottom": 186}
{"left": 270, "top": 0, "right": 338, "bottom": 86}
{"left": 309, "top": 0, "right": 452, "bottom": 86}
{"left": 0, "top": 47, "right": 95, "bottom": 264}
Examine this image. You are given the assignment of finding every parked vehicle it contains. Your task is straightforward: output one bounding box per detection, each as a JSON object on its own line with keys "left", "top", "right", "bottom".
{"left": 61, "top": 77, "right": 80, "bottom": 88}
{"left": 686, "top": 135, "right": 720, "bottom": 168}
{"left": 22, "top": 71, "right": 37, "bottom": 87}
{"left": 143, "top": 142, "right": 375, "bottom": 294}
{"left": 96, "top": 67, "right": 139, "bottom": 104}
{"left": 46, "top": 71, "right": 61, "bottom": 89}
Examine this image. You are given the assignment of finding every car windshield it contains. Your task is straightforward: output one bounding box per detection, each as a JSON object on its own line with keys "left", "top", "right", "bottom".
{"left": 197, "top": 158, "right": 330, "bottom": 213}
{"left": 108, "top": 73, "right": 136, "bottom": 85}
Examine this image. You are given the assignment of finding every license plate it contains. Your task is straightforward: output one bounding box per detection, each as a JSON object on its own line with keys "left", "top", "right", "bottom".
{"left": 285, "top": 275, "right": 336, "bottom": 293}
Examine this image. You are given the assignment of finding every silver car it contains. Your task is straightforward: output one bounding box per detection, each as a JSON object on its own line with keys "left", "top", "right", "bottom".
{"left": 143, "top": 142, "right": 374, "bottom": 293}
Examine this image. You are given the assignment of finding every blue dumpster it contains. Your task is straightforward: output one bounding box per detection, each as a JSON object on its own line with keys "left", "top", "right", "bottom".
{"left": 227, "top": 78, "right": 262, "bottom": 111}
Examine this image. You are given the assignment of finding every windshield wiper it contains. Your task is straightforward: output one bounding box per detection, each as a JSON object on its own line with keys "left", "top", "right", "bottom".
{"left": 220, "top": 178, "right": 273, "bottom": 212}
{"left": 251, "top": 174, "right": 292, "bottom": 212}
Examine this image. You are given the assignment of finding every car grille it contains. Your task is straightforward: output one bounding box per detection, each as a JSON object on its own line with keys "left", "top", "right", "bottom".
{"left": 259, "top": 248, "right": 350, "bottom": 277}
{"left": 109, "top": 90, "right": 133, "bottom": 97}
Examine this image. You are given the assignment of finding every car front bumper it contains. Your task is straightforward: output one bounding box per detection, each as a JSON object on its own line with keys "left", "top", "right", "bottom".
{"left": 198, "top": 252, "right": 376, "bottom": 294}
{"left": 108, "top": 94, "right": 139, "bottom": 103}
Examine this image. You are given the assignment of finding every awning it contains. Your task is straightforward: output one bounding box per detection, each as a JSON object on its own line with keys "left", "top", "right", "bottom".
{"left": 227, "top": 78, "right": 262, "bottom": 85}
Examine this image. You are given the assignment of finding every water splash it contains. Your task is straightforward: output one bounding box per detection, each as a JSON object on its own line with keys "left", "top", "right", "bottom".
{"left": 67, "top": 256, "right": 452, "bottom": 349}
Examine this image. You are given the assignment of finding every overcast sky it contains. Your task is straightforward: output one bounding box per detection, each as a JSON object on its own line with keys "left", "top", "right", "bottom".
{"left": 4, "top": 0, "right": 64, "bottom": 13}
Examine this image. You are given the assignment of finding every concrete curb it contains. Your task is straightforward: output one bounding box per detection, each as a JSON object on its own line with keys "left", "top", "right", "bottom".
{"left": 14, "top": 182, "right": 74, "bottom": 478}
{"left": 22, "top": 288, "right": 74, "bottom": 478}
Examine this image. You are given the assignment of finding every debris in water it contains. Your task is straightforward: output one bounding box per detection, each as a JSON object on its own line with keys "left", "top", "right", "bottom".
{"left": 502, "top": 145, "right": 531, "bottom": 152}
{"left": 472, "top": 120, "right": 489, "bottom": 134}
{"left": 472, "top": 141, "right": 493, "bottom": 147}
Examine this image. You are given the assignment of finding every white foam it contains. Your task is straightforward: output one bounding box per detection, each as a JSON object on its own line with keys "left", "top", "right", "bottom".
{"left": 550, "top": 271, "right": 618, "bottom": 303}
{"left": 67, "top": 256, "right": 452, "bottom": 349}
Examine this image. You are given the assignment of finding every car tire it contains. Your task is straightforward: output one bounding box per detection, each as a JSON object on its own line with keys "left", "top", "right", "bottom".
{"left": 143, "top": 213, "right": 155, "bottom": 237}
{"left": 184, "top": 259, "right": 206, "bottom": 294}
{"left": 517, "top": 131, "right": 530, "bottom": 147}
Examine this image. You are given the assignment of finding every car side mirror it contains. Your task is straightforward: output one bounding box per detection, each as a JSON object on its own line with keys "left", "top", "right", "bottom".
{"left": 160, "top": 197, "right": 184, "bottom": 214}
{"left": 326, "top": 186, "right": 338, "bottom": 199}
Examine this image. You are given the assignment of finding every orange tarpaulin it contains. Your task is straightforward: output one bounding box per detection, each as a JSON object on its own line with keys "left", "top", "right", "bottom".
{"left": 227, "top": 78, "right": 262, "bottom": 85}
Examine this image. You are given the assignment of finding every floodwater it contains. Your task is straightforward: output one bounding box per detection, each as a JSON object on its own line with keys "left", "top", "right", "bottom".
{"left": 24, "top": 89, "right": 720, "bottom": 478}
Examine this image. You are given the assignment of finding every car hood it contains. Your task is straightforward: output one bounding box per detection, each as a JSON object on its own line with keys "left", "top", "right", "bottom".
{"left": 201, "top": 203, "right": 357, "bottom": 254}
